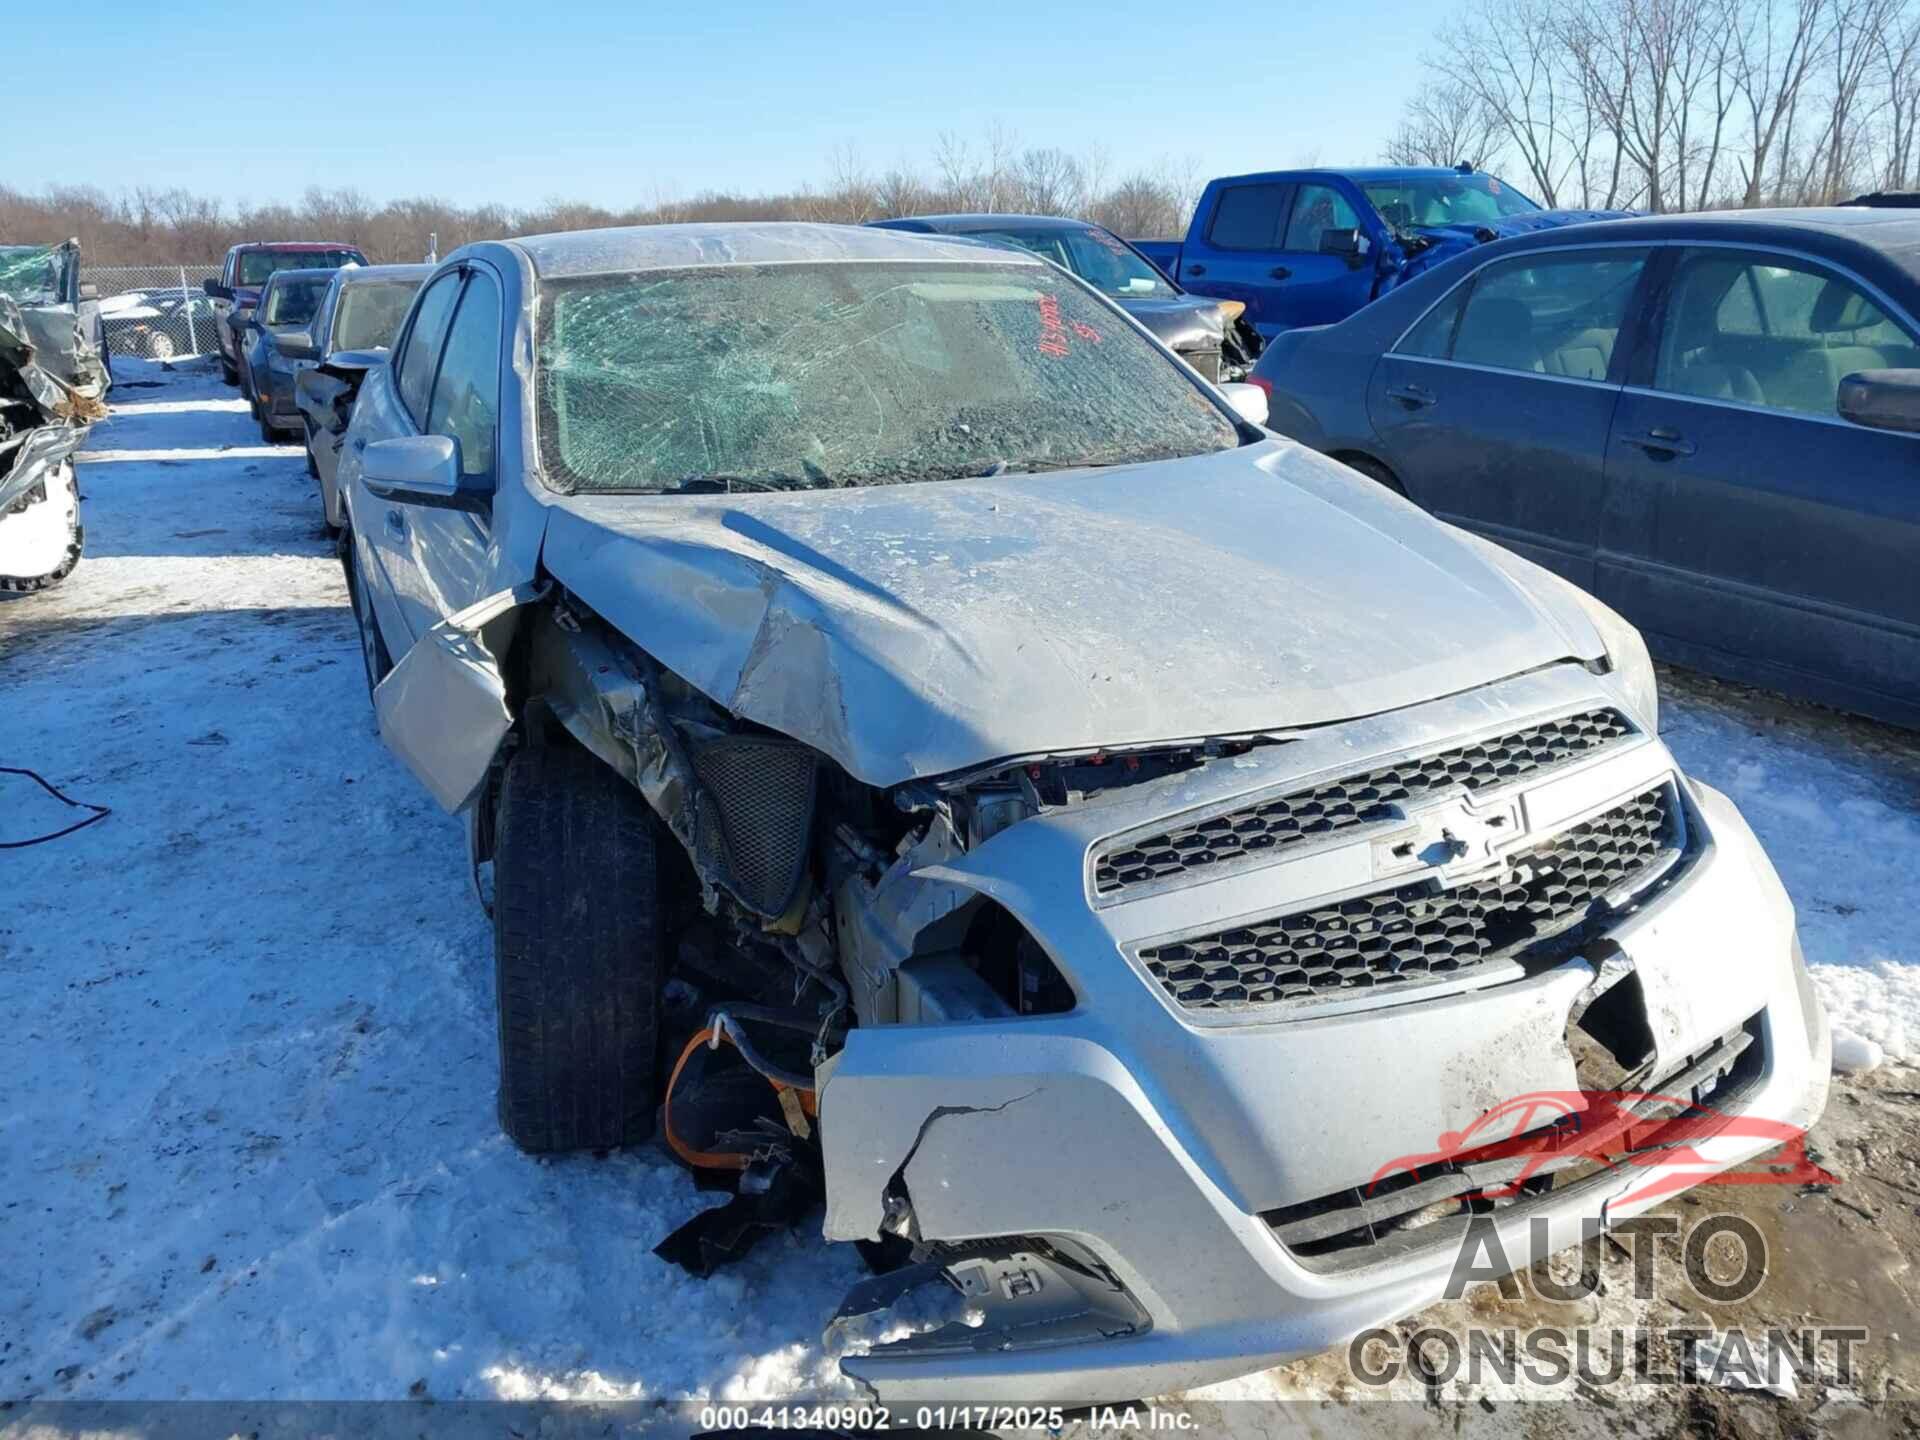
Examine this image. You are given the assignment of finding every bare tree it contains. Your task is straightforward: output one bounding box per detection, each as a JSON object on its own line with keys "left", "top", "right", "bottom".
{"left": 1090, "top": 173, "right": 1185, "bottom": 238}
{"left": 1439, "top": 0, "right": 1578, "bottom": 203}
{"left": 1876, "top": 1, "right": 1920, "bottom": 186}
{"left": 1727, "top": 0, "right": 1829, "bottom": 203}
{"left": 1384, "top": 77, "right": 1508, "bottom": 167}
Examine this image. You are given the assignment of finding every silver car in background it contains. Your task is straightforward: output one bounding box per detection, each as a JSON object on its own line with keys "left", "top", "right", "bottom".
{"left": 292, "top": 263, "right": 431, "bottom": 529}
{"left": 338, "top": 223, "right": 1827, "bottom": 1403}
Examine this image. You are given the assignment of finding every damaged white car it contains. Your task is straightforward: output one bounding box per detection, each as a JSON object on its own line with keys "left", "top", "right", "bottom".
{"left": 342, "top": 223, "right": 1830, "bottom": 1403}
{"left": 0, "top": 241, "right": 109, "bottom": 593}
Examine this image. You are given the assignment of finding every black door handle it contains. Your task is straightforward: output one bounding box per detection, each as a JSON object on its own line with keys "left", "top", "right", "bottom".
{"left": 385, "top": 507, "right": 408, "bottom": 539}
{"left": 1633, "top": 427, "right": 1696, "bottom": 457}
{"left": 1185, "top": 263, "right": 1206, "bottom": 277}
{"left": 1269, "top": 266, "right": 1293, "bottom": 280}
{"left": 1386, "top": 382, "right": 1435, "bottom": 409}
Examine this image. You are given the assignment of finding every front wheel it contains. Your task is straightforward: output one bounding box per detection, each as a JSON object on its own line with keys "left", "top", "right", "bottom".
{"left": 492, "top": 745, "right": 666, "bottom": 1154}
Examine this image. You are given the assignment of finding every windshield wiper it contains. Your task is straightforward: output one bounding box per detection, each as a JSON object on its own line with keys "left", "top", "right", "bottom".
{"left": 667, "top": 474, "right": 789, "bottom": 494}
{"left": 972, "top": 457, "right": 1123, "bottom": 478}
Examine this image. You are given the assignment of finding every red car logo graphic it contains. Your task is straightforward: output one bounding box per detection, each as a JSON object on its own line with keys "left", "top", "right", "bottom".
{"left": 1369, "top": 1088, "right": 1835, "bottom": 1209}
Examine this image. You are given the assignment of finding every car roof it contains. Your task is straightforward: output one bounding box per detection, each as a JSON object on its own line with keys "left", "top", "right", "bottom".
{"left": 505, "top": 221, "right": 1043, "bottom": 279}
{"left": 333, "top": 263, "right": 432, "bottom": 285}
{"left": 1211, "top": 166, "right": 1490, "bottom": 186}
{"left": 1475, "top": 206, "right": 1920, "bottom": 286}
{"left": 873, "top": 213, "right": 1106, "bottom": 234}
{"left": 263, "top": 267, "right": 339, "bottom": 286}
{"left": 230, "top": 241, "right": 364, "bottom": 254}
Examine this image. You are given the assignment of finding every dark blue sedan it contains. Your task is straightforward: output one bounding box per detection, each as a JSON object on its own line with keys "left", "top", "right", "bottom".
{"left": 1252, "top": 207, "right": 1920, "bottom": 729}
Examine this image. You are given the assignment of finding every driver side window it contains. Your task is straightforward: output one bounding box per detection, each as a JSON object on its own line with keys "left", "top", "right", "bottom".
{"left": 1281, "top": 184, "right": 1360, "bottom": 253}
{"left": 1653, "top": 251, "right": 1920, "bottom": 417}
{"left": 427, "top": 272, "right": 502, "bottom": 479}
{"left": 394, "top": 271, "right": 462, "bottom": 425}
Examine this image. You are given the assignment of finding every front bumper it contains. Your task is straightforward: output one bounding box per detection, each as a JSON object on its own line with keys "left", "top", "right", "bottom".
{"left": 817, "top": 666, "right": 1829, "bottom": 1403}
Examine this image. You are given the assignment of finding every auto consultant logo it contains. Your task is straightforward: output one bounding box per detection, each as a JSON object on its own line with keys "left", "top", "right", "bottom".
{"left": 1340, "top": 1086, "right": 1854, "bottom": 1396}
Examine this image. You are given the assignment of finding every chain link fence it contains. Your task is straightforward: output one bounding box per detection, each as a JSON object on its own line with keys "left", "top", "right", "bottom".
{"left": 89, "top": 264, "right": 223, "bottom": 361}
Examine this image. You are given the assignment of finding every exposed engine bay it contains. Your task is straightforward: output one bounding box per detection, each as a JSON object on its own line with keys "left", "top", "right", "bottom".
{"left": 416, "top": 588, "right": 1290, "bottom": 1273}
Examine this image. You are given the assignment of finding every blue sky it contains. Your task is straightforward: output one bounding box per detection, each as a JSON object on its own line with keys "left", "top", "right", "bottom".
{"left": 45, "top": 0, "right": 1435, "bottom": 211}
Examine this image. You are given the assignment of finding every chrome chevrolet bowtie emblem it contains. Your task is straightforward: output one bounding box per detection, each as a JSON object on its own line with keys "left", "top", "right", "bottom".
{"left": 1372, "top": 794, "right": 1525, "bottom": 882}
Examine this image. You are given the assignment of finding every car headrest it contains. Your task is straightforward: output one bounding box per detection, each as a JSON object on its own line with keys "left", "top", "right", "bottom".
{"left": 1808, "top": 278, "right": 1880, "bottom": 334}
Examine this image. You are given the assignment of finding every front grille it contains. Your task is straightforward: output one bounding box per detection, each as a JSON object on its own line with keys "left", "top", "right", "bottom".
{"left": 1094, "top": 708, "right": 1632, "bottom": 895}
{"left": 1138, "top": 784, "right": 1679, "bottom": 1011}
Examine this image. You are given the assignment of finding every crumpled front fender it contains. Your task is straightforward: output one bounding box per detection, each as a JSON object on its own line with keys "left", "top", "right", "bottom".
{"left": 373, "top": 583, "right": 544, "bottom": 812}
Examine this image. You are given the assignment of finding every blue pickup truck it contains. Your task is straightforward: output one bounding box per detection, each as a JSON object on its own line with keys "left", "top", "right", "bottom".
{"left": 1133, "top": 165, "right": 1625, "bottom": 338}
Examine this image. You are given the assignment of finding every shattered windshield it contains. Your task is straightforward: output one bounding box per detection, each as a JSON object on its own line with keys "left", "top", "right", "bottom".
{"left": 0, "top": 246, "right": 63, "bottom": 305}
{"left": 1362, "top": 176, "right": 1541, "bottom": 230}
{"left": 332, "top": 280, "right": 422, "bottom": 351}
{"left": 238, "top": 250, "right": 362, "bottom": 286}
{"left": 535, "top": 261, "right": 1240, "bottom": 494}
{"left": 972, "top": 227, "right": 1178, "bottom": 299}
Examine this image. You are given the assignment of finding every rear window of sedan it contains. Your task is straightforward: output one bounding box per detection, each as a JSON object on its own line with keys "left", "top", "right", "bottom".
{"left": 534, "top": 261, "right": 1240, "bottom": 494}
{"left": 332, "top": 280, "right": 422, "bottom": 352}
{"left": 263, "top": 278, "right": 329, "bottom": 326}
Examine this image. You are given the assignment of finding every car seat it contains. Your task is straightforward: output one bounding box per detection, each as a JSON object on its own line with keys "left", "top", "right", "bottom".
{"left": 1543, "top": 328, "right": 1616, "bottom": 380}
{"left": 1775, "top": 278, "right": 1903, "bottom": 415}
{"left": 1453, "top": 296, "right": 1545, "bottom": 372}
{"left": 1664, "top": 267, "right": 1763, "bottom": 403}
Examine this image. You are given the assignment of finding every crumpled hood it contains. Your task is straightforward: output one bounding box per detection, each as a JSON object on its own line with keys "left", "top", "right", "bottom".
{"left": 1114, "top": 295, "right": 1228, "bottom": 353}
{"left": 538, "top": 441, "right": 1602, "bottom": 787}
{"left": 1398, "top": 209, "right": 1632, "bottom": 284}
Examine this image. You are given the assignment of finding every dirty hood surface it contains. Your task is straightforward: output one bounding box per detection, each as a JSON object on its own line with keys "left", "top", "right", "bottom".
{"left": 539, "top": 441, "right": 1599, "bottom": 788}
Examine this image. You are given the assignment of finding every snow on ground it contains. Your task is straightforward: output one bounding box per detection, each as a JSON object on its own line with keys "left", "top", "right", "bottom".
{"left": 1658, "top": 670, "right": 1920, "bottom": 1061}
{"left": 0, "top": 358, "right": 860, "bottom": 1404}
{"left": 2, "top": 357, "right": 1915, "bottom": 1402}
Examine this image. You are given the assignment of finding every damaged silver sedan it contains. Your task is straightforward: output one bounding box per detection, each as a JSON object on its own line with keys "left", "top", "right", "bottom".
{"left": 0, "top": 241, "right": 109, "bottom": 593}
{"left": 342, "top": 223, "right": 1829, "bottom": 1403}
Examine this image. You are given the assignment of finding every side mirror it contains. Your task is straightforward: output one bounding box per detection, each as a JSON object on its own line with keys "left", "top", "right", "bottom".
{"left": 362, "top": 434, "right": 489, "bottom": 511}
{"left": 1218, "top": 381, "right": 1269, "bottom": 428}
{"left": 1838, "top": 369, "right": 1920, "bottom": 434}
{"left": 1319, "top": 227, "right": 1370, "bottom": 270}
{"left": 79, "top": 282, "right": 99, "bottom": 301}
{"left": 204, "top": 279, "right": 233, "bottom": 301}
{"left": 272, "top": 331, "right": 316, "bottom": 359}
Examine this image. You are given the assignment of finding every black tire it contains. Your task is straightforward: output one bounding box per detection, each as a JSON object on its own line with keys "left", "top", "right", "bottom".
{"left": 1341, "top": 455, "right": 1409, "bottom": 498}
{"left": 493, "top": 745, "right": 665, "bottom": 1155}
{"left": 221, "top": 358, "right": 237, "bottom": 386}
{"left": 343, "top": 533, "right": 391, "bottom": 702}
{"left": 306, "top": 446, "right": 319, "bottom": 479}
{"left": 260, "top": 413, "right": 279, "bottom": 445}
